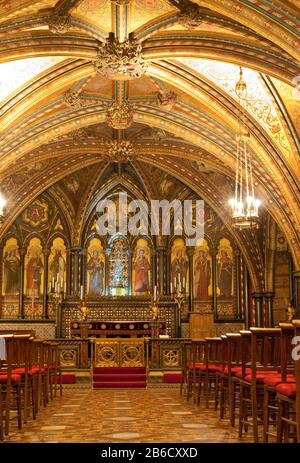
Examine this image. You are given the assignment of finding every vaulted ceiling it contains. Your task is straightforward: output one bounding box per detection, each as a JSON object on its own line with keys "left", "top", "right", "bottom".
{"left": 0, "top": 0, "right": 299, "bottom": 286}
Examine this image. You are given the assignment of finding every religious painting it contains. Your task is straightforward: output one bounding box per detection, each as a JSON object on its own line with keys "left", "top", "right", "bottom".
{"left": 87, "top": 238, "right": 105, "bottom": 297}
{"left": 25, "top": 238, "right": 44, "bottom": 298}
{"left": 22, "top": 199, "right": 49, "bottom": 227}
{"left": 132, "top": 239, "right": 151, "bottom": 295}
{"left": 48, "top": 238, "right": 67, "bottom": 293}
{"left": 171, "top": 239, "right": 188, "bottom": 293}
{"left": 2, "top": 238, "right": 20, "bottom": 295}
{"left": 193, "top": 240, "right": 212, "bottom": 299}
{"left": 109, "top": 237, "right": 129, "bottom": 296}
{"left": 216, "top": 238, "right": 233, "bottom": 298}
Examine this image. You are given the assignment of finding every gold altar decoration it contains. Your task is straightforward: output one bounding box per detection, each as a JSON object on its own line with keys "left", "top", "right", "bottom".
{"left": 91, "top": 338, "right": 145, "bottom": 368}
{"left": 105, "top": 140, "right": 136, "bottom": 163}
{"left": 48, "top": 14, "right": 72, "bottom": 34}
{"left": 79, "top": 304, "right": 90, "bottom": 321}
{"left": 151, "top": 304, "right": 160, "bottom": 321}
{"left": 286, "top": 302, "right": 296, "bottom": 323}
{"left": 64, "top": 91, "right": 85, "bottom": 109}
{"left": 93, "top": 35, "right": 147, "bottom": 80}
{"left": 106, "top": 101, "right": 133, "bottom": 129}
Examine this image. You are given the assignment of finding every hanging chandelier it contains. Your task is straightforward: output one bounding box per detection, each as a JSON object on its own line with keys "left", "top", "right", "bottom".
{"left": 229, "top": 67, "right": 261, "bottom": 230}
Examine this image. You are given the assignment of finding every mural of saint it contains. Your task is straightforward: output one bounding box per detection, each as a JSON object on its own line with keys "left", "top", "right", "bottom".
{"left": 87, "top": 238, "right": 104, "bottom": 296}
{"left": 3, "top": 238, "right": 20, "bottom": 294}
{"left": 217, "top": 239, "right": 233, "bottom": 298}
{"left": 133, "top": 240, "right": 150, "bottom": 294}
{"left": 25, "top": 238, "right": 44, "bottom": 298}
{"left": 171, "top": 240, "right": 188, "bottom": 291}
{"left": 109, "top": 237, "right": 129, "bottom": 296}
{"left": 194, "top": 243, "right": 211, "bottom": 299}
{"left": 48, "top": 238, "right": 66, "bottom": 292}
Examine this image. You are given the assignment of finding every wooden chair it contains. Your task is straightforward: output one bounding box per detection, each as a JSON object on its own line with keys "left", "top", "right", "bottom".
{"left": 262, "top": 323, "right": 295, "bottom": 442}
{"left": 196, "top": 337, "right": 223, "bottom": 408}
{"left": 180, "top": 340, "right": 192, "bottom": 398}
{"left": 48, "top": 342, "right": 63, "bottom": 398}
{"left": 0, "top": 335, "right": 23, "bottom": 437}
{"left": 215, "top": 335, "right": 229, "bottom": 417}
{"left": 275, "top": 320, "right": 299, "bottom": 442}
{"left": 187, "top": 340, "right": 205, "bottom": 403}
{"left": 239, "top": 328, "right": 281, "bottom": 442}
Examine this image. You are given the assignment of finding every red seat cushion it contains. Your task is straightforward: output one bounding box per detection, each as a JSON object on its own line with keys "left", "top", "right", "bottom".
{"left": 223, "top": 366, "right": 243, "bottom": 376}
{"left": 197, "top": 363, "right": 222, "bottom": 372}
{"left": 186, "top": 363, "right": 204, "bottom": 370}
{"left": 263, "top": 374, "right": 296, "bottom": 388}
{"left": 235, "top": 368, "right": 252, "bottom": 379}
{"left": 276, "top": 383, "right": 296, "bottom": 399}
{"left": 0, "top": 373, "right": 22, "bottom": 384}
{"left": 12, "top": 368, "right": 36, "bottom": 377}
{"left": 244, "top": 371, "right": 280, "bottom": 384}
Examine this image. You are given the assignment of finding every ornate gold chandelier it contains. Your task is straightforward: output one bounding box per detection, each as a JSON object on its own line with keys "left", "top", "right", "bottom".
{"left": 229, "top": 68, "right": 261, "bottom": 229}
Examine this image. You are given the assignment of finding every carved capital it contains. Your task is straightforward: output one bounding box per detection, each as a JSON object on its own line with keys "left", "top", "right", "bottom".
{"left": 64, "top": 91, "right": 85, "bottom": 109}
{"left": 178, "top": 2, "right": 203, "bottom": 30}
{"left": 48, "top": 14, "right": 72, "bottom": 34}
{"left": 105, "top": 140, "right": 136, "bottom": 163}
{"left": 157, "top": 91, "right": 177, "bottom": 110}
{"left": 106, "top": 101, "right": 133, "bottom": 129}
{"left": 93, "top": 35, "right": 147, "bottom": 80}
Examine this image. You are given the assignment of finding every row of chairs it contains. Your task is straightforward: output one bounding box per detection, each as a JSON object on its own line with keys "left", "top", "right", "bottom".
{"left": 180, "top": 320, "right": 300, "bottom": 442}
{"left": 0, "top": 334, "right": 63, "bottom": 441}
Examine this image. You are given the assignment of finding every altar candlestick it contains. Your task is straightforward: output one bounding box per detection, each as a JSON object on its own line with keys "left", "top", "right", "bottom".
{"left": 170, "top": 282, "right": 173, "bottom": 294}
{"left": 154, "top": 285, "right": 157, "bottom": 302}
{"left": 80, "top": 285, "right": 84, "bottom": 300}
{"left": 183, "top": 277, "right": 185, "bottom": 289}
{"left": 174, "top": 277, "right": 176, "bottom": 289}
{"left": 64, "top": 282, "right": 67, "bottom": 294}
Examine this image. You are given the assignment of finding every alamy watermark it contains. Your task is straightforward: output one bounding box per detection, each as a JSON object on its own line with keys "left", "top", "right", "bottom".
{"left": 292, "top": 336, "right": 300, "bottom": 361}
{"left": 95, "top": 192, "right": 204, "bottom": 246}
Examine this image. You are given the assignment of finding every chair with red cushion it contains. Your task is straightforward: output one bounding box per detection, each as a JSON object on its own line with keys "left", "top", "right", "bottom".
{"left": 187, "top": 339, "right": 205, "bottom": 403}
{"left": 196, "top": 337, "right": 223, "bottom": 409}
{"left": 48, "top": 342, "right": 63, "bottom": 399}
{"left": 238, "top": 328, "right": 281, "bottom": 442}
{"left": 275, "top": 320, "right": 300, "bottom": 443}
{"left": 262, "top": 323, "right": 294, "bottom": 442}
{"left": 215, "top": 335, "right": 229, "bottom": 417}
{"left": 180, "top": 339, "right": 192, "bottom": 398}
{"left": 0, "top": 335, "right": 22, "bottom": 438}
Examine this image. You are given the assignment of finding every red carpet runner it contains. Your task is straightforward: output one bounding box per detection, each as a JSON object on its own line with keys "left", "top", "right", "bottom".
{"left": 92, "top": 367, "right": 147, "bottom": 389}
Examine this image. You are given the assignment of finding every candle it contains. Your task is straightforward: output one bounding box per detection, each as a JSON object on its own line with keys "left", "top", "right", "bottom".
{"left": 52, "top": 277, "right": 55, "bottom": 287}
{"left": 64, "top": 282, "right": 67, "bottom": 294}
{"left": 183, "top": 277, "right": 185, "bottom": 289}
{"left": 80, "top": 285, "right": 84, "bottom": 300}
{"left": 178, "top": 280, "right": 181, "bottom": 292}
{"left": 54, "top": 281, "right": 57, "bottom": 293}
{"left": 170, "top": 282, "right": 173, "bottom": 294}
{"left": 48, "top": 282, "right": 51, "bottom": 293}
{"left": 154, "top": 285, "right": 157, "bottom": 301}
{"left": 174, "top": 277, "right": 176, "bottom": 289}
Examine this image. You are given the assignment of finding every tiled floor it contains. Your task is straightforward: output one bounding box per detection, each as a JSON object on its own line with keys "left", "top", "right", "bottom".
{"left": 5, "top": 387, "right": 254, "bottom": 443}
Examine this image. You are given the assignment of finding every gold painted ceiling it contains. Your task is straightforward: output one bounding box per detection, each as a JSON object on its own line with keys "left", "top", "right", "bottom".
{"left": 0, "top": 0, "right": 299, "bottom": 285}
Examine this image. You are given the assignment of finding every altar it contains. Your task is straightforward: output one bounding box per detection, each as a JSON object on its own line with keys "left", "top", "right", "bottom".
{"left": 70, "top": 320, "right": 167, "bottom": 338}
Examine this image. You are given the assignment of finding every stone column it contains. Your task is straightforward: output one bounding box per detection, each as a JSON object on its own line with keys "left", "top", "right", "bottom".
{"left": 293, "top": 271, "right": 300, "bottom": 318}
{"left": 105, "top": 248, "right": 111, "bottom": 296}
{"left": 243, "top": 263, "right": 249, "bottom": 329}
{"left": 80, "top": 249, "right": 87, "bottom": 298}
{"left": 235, "top": 249, "right": 242, "bottom": 319}
{"left": 0, "top": 245, "right": 3, "bottom": 318}
{"left": 151, "top": 249, "right": 157, "bottom": 295}
{"left": 264, "top": 292, "right": 275, "bottom": 327}
{"left": 186, "top": 247, "right": 195, "bottom": 312}
{"left": 18, "top": 248, "right": 25, "bottom": 319}
{"left": 211, "top": 249, "right": 218, "bottom": 321}
{"left": 66, "top": 248, "right": 72, "bottom": 296}
{"left": 43, "top": 248, "right": 49, "bottom": 319}
{"left": 252, "top": 292, "right": 264, "bottom": 327}
{"left": 157, "top": 246, "right": 167, "bottom": 295}
{"left": 71, "top": 246, "right": 81, "bottom": 296}
{"left": 128, "top": 249, "right": 132, "bottom": 295}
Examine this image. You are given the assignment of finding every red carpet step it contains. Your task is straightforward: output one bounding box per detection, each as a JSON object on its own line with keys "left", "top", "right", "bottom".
{"left": 92, "top": 367, "right": 147, "bottom": 389}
